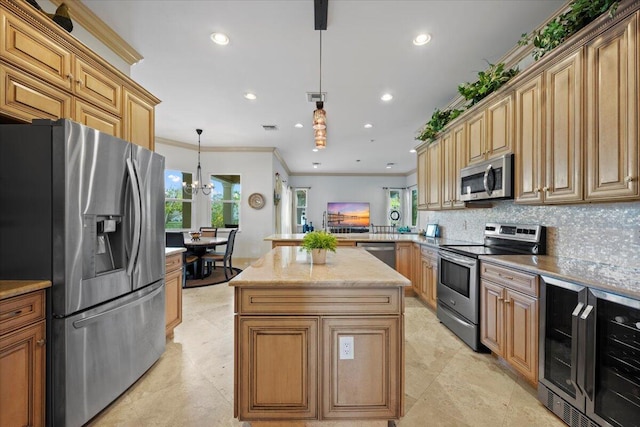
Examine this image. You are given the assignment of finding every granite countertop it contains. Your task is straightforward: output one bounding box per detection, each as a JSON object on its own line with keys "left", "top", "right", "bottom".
{"left": 230, "top": 246, "right": 411, "bottom": 288}
{"left": 166, "top": 247, "right": 187, "bottom": 256}
{"left": 265, "top": 233, "right": 477, "bottom": 248}
{"left": 0, "top": 280, "right": 51, "bottom": 300}
{"left": 480, "top": 255, "right": 640, "bottom": 299}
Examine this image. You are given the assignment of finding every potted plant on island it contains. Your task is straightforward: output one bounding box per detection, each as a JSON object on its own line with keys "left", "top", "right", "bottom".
{"left": 301, "top": 231, "right": 338, "bottom": 265}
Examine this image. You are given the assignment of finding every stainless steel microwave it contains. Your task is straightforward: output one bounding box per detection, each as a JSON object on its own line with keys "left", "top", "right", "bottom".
{"left": 459, "top": 153, "right": 513, "bottom": 201}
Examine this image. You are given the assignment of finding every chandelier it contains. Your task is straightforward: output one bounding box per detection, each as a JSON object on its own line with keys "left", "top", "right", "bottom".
{"left": 183, "top": 128, "right": 212, "bottom": 195}
{"left": 313, "top": 30, "right": 326, "bottom": 149}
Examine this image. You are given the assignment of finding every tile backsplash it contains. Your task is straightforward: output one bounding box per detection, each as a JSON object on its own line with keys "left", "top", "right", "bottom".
{"left": 420, "top": 200, "right": 640, "bottom": 270}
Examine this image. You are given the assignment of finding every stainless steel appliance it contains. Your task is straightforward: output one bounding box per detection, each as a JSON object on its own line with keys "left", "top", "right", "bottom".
{"left": 0, "top": 119, "right": 166, "bottom": 427}
{"left": 438, "top": 223, "right": 546, "bottom": 351}
{"left": 459, "top": 153, "right": 513, "bottom": 201}
{"left": 539, "top": 276, "right": 640, "bottom": 427}
{"left": 356, "top": 242, "right": 396, "bottom": 269}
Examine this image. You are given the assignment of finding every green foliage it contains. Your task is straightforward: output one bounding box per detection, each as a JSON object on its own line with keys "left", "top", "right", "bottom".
{"left": 416, "top": 108, "right": 463, "bottom": 142}
{"left": 519, "top": 0, "right": 619, "bottom": 61}
{"left": 457, "top": 62, "right": 519, "bottom": 106}
{"left": 300, "top": 231, "right": 338, "bottom": 253}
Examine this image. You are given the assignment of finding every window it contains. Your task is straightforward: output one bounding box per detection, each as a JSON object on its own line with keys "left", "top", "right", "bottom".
{"left": 295, "top": 188, "right": 308, "bottom": 232}
{"left": 411, "top": 187, "right": 418, "bottom": 227}
{"left": 389, "top": 190, "right": 402, "bottom": 225}
{"left": 164, "top": 170, "right": 192, "bottom": 229}
{"left": 210, "top": 174, "right": 241, "bottom": 228}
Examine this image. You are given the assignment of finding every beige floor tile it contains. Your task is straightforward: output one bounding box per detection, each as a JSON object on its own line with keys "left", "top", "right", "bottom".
{"left": 89, "top": 270, "right": 564, "bottom": 427}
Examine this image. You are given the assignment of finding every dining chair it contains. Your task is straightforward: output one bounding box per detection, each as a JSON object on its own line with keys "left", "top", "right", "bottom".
{"left": 201, "top": 229, "right": 238, "bottom": 280}
{"left": 199, "top": 227, "right": 218, "bottom": 237}
{"left": 165, "top": 232, "right": 198, "bottom": 284}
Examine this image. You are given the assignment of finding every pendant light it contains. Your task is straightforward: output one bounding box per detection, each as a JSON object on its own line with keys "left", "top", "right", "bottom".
{"left": 313, "top": 30, "right": 326, "bottom": 149}
{"left": 182, "top": 129, "right": 212, "bottom": 195}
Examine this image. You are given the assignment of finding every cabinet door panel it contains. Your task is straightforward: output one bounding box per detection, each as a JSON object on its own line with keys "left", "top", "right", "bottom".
{"left": 505, "top": 289, "right": 538, "bottom": 384}
{"left": 480, "top": 280, "right": 504, "bottom": 354}
{"left": 467, "top": 110, "right": 486, "bottom": 164}
{"left": 487, "top": 94, "right": 513, "bottom": 158}
{"left": 164, "top": 267, "right": 182, "bottom": 337}
{"left": 123, "top": 89, "right": 155, "bottom": 150}
{"left": 441, "top": 132, "right": 454, "bottom": 207}
{"left": 426, "top": 141, "right": 441, "bottom": 210}
{"left": 322, "top": 317, "right": 400, "bottom": 420}
{"left": 0, "top": 320, "right": 45, "bottom": 427}
{"left": 417, "top": 150, "right": 428, "bottom": 209}
{"left": 0, "top": 10, "right": 72, "bottom": 90}
{"left": 586, "top": 13, "right": 639, "bottom": 200}
{"left": 238, "top": 317, "right": 318, "bottom": 420}
{"left": 515, "top": 75, "right": 544, "bottom": 203}
{"left": 74, "top": 99, "right": 121, "bottom": 137}
{"left": 546, "top": 49, "right": 584, "bottom": 203}
{"left": 1, "top": 63, "right": 71, "bottom": 121}
{"left": 452, "top": 123, "right": 467, "bottom": 208}
{"left": 74, "top": 58, "right": 122, "bottom": 114}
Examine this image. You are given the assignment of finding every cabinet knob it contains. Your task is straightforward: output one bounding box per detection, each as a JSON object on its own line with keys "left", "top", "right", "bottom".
{"left": 498, "top": 297, "right": 504, "bottom": 301}
{"left": 37, "top": 339, "right": 46, "bottom": 347}
{"left": 533, "top": 187, "right": 540, "bottom": 194}
{"left": 504, "top": 299, "right": 511, "bottom": 304}
{"left": 625, "top": 176, "right": 636, "bottom": 183}
{"left": 76, "top": 79, "right": 83, "bottom": 86}
{"left": 542, "top": 186, "right": 549, "bottom": 192}
{"left": 66, "top": 73, "right": 73, "bottom": 80}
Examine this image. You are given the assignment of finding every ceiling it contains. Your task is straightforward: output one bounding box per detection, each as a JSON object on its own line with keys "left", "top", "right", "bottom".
{"left": 82, "top": 0, "right": 566, "bottom": 175}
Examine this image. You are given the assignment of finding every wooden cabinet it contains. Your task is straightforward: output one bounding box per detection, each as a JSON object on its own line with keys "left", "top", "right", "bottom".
{"left": 165, "top": 253, "right": 183, "bottom": 338}
{"left": 395, "top": 242, "right": 412, "bottom": 280}
{"left": 480, "top": 262, "right": 538, "bottom": 385}
{"left": 123, "top": 88, "right": 156, "bottom": 151}
{"left": 426, "top": 140, "right": 442, "bottom": 210}
{"left": 0, "top": 290, "right": 46, "bottom": 427}
{"left": 0, "top": 2, "right": 159, "bottom": 149}
{"left": 417, "top": 149, "right": 428, "bottom": 209}
{"left": 467, "top": 94, "right": 514, "bottom": 165}
{"left": 441, "top": 123, "right": 466, "bottom": 209}
{"left": 416, "top": 246, "right": 438, "bottom": 309}
{"left": 586, "top": 12, "right": 639, "bottom": 201}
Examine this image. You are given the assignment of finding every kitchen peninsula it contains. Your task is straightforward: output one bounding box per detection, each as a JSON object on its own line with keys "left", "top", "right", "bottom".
{"left": 229, "top": 246, "right": 410, "bottom": 425}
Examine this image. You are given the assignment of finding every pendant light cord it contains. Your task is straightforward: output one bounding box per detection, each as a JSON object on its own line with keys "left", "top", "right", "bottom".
{"left": 319, "top": 30, "right": 322, "bottom": 96}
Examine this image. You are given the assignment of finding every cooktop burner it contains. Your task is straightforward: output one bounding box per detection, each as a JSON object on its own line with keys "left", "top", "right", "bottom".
{"left": 441, "top": 222, "right": 546, "bottom": 258}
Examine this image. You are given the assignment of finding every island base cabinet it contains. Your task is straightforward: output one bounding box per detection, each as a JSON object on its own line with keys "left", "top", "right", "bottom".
{"left": 236, "top": 317, "right": 318, "bottom": 421}
{"left": 322, "top": 317, "right": 401, "bottom": 420}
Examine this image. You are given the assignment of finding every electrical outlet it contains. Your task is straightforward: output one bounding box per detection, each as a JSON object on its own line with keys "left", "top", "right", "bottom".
{"left": 339, "top": 336, "right": 354, "bottom": 360}
{"left": 633, "top": 228, "right": 640, "bottom": 245}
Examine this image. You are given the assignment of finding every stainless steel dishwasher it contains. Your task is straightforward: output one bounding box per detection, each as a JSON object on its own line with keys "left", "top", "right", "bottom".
{"left": 356, "top": 242, "right": 396, "bottom": 269}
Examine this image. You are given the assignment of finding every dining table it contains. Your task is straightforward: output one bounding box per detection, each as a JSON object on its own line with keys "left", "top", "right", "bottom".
{"left": 183, "top": 236, "right": 228, "bottom": 279}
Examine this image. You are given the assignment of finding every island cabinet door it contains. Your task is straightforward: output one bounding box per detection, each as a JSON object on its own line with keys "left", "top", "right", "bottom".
{"left": 321, "top": 317, "right": 401, "bottom": 420}
{"left": 236, "top": 317, "right": 318, "bottom": 421}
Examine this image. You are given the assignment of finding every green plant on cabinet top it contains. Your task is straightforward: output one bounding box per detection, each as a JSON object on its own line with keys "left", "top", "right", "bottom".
{"left": 416, "top": 108, "right": 462, "bottom": 142}
{"left": 457, "top": 62, "right": 519, "bottom": 107}
{"left": 519, "top": 0, "right": 619, "bottom": 61}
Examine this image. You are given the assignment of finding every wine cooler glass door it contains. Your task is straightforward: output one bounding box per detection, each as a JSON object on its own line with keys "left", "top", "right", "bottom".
{"left": 539, "top": 276, "right": 588, "bottom": 411}
{"left": 587, "top": 289, "right": 640, "bottom": 427}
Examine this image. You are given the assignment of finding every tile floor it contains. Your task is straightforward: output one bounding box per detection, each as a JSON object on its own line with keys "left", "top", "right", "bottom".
{"left": 90, "top": 259, "right": 566, "bottom": 427}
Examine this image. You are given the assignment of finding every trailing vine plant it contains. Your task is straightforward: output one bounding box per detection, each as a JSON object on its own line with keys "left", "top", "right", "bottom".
{"left": 416, "top": 108, "right": 462, "bottom": 142}
{"left": 519, "top": 0, "right": 619, "bottom": 61}
{"left": 457, "top": 62, "right": 519, "bottom": 107}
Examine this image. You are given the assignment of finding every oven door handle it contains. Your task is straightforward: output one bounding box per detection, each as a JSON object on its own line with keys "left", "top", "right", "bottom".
{"left": 439, "top": 251, "right": 476, "bottom": 267}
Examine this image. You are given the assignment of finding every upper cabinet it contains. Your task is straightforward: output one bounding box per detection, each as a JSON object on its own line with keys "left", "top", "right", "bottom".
{"left": 467, "top": 94, "right": 514, "bottom": 165}
{"left": 0, "top": 2, "right": 160, "bottom": 149}
{"left": 585, "top": 11, "right": 639, "bottom": 201}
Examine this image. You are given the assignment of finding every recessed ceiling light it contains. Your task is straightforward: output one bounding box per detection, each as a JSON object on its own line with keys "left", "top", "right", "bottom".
{"left": 312, "top": 147, "right": 319, "bottom": 152}
{"left": 413, "top": 34, "right": 431, "bottom": 46}
{"left": 364, "top": 123, "right": 373, "bottom": 129}
{"left": 381, "top": 93, "right": 393, "bottom": 102}
{"left": 210, "top": 32, "right": 229, "bottom": 45}
{"left": 313, "top": 162, "right": 320, "bottom": 169}
{"left": 409, "top": 148, "right": 417, "bottom": 153}
{"left": 244, "top": 92, "right": 257, "bottom": 100}
{"left": 294, "top": 123, "right": 304, "bottom": 128}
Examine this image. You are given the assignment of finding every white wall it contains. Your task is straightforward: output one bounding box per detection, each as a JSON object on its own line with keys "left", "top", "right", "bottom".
{"left": 156, "top": 143, "right": 279, "bottom": 259}
{"left": 288, "top": 175, "right": 408, "bottom": 230}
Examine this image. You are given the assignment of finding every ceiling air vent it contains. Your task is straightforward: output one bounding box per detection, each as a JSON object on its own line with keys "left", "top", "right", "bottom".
{"left": 306, "top": 92, "right": 326, "bottom": 103}
{"left": 262, "top": 125, "right": 278, "bottom": 131}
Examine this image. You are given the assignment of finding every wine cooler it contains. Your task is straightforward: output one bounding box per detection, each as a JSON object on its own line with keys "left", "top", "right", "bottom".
{"left": 538, "top": 276, "right": 640, "bottom": 427}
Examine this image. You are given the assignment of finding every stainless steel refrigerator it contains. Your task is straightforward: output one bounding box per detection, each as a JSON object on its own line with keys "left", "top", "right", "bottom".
{"left": 0, "top": 119, "right": 166, "bottom": 427}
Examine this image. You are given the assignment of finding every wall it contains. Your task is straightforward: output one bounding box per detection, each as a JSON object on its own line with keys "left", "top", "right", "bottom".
{"left": 289, "top": 175, "right": 408, "bottom": 230}
{"left": 420, "top": 201, "right": 640, "bottom": 270}
{"left": 156, "top": 142, "right": 278, "bottom": 259}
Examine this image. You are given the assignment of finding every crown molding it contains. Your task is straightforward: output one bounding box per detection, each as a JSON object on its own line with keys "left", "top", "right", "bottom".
{"left": 49, "top": 0, "right": 143, "bottom": 65}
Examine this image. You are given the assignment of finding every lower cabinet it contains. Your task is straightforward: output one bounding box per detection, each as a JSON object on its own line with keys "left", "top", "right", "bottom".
{"left": 480, "top": 261, "right": 539, "bottom": 384}
{"left": 416, "top": 246, "right": 438, "bottom": 309}
{"left": 395, "top": 242, "right": 413, "bottom": 296}
{"left": 165, "top": 253, "right": 183, "bottom": 338}
{"left": 0, "top": 290, "right": 46, "bottom": 427}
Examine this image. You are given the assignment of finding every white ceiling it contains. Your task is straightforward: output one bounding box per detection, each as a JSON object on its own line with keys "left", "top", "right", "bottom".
{"left": 82, "top": 0, "right": 566, "bottom": 175}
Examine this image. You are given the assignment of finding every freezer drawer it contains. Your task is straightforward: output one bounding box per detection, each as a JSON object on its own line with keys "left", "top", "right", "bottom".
{"left": 51, "top": 281, "right": 165, "bottom": 427}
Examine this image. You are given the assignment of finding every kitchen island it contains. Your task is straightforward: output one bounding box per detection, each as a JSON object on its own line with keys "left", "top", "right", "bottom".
{"left": 229, "top": 246, "right": 410, "bottom": 425}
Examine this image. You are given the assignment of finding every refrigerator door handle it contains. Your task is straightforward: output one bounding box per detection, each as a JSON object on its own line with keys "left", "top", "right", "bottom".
{"left": 571, "top": 302, "right": 585, "bottom": 394}
{"left": 579, "top": 304, "right": 595, "bottom": 400}
{"left": 126, "top": 158, "right": 142, "bottom": 275}
{"left": 72, "top": 282, "right": 163, "bottom": 329}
